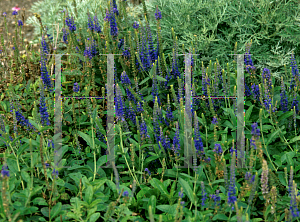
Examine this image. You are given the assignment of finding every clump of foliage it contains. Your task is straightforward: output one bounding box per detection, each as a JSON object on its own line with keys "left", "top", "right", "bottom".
{"left": 0, "top": 0, "right": 300, "bottom": 221}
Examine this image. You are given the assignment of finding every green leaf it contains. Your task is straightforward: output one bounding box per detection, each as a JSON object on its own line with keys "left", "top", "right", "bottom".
{"left": 92, "top": 179, "right": 107, "bottom": 192}
{"left": 85, "top": 185, "right": 94, "bottom": 204}
{"left": 89, "top": 213, "right": 100, "bottom": 222}
{"left": 178, "top": 177, "right": 195, "bottom": 204}
{"left": 139, "top": 77, "right": 150, "bottom": 85}
{"left": 252, "top": 219, "right": 263, "bottom": 222}
{"left": 163, "top": 179, "right": 172, "bottom": 190}
{"left": 82, "top": 176, "right": 91, "bottom": 188}
{"left": 66, "top": 212, "right": 81, "bottom": 221}
{"left": 286, "top": 152, "right": 294, "bottom": 167}
{"left": 96, "top": 155, "right": 108, "bottom": 167}
{"left": 67, "top": 165, "right": 93, "bottom": 174}
{"left": 211, "top": 179, "right": 224, "bottom": 185}
{"left": 50, "top": 202, "right": 62, "bottom": 220}
{"left": 106, "top": 180, "right": 117, "bottom": 193}
{"left": 17, "top": 144, "right": 28, "bottom": 156}
{"left": 149, "top": 178, "right": 169, "bottom": 197}
{"left": 128, "top": 137, "right": 139, "bottom": 149}
{"left": 21, "top": 138, "right": 38, "bottom": 148}
{"left": 31, "top": 186, "right": 43, "bottom": 197}
{"left": 32, "top": 197, "right": 47, "bottom": 206}
{"left": 86, "top": 206, "right": 97, "bottom": 220}
{"left": 201, "top": 113, "right": 207, "bottom": 126}
{"left": 10, "top": 136, "right": 24, "bottom": 149}
{"left": 170, "top": 180, "right": 177, "bottom": 197}
{"left": 89, "top": 199, "right": 103, "bottom": 208}
{"left": 278, "top": 111, "right": 293, "bottom": 122}
{"left": 262, "top": 125, "right": 273, "bottom": 131}
{"left": 25, "top": 79, "right": 32, "bottom": 93}
{"left": 41, "top": 207, "right": 49, "bottom": 218}
{"left": 144, "top": 94, "right": 153, "bottom": 102}
{"left": 295, "top": 164, "right": 300, "bottom": 172}
{"left": 156, "top": 204, "right": 177, "bottom": 217}
{"left": 223, "top": 120, "right": 234, "bottom": 129}
{"left": 156, "top": 75, "right": 167, "bottom": 82}
{"left": 148, "top": 195, "right": 156, "bottom": 215}
{"left": 77, "top": 131, "right": 93, "bottom": 148}
{"left": 281, "top": 154, "right": 286, "bottom": 164}
{"left": 212, "top": 214, "right": 229, "bottom": 220}
{"left": 149, "top": 61, "right": 157, "bottom": 79}
{"left": 136, "top": 187, "right": 151, "bottom": 202}
{"left": 266, "top": 128, "right": 281, "bottom": 146}
{"left": 28, "top": 119, "right": 41, "bottom": 131}
{"left": 245, "top": 101, "right": 252, "bottom": 106}
{"left": 245, "top": 105, "right": 254, "bottom": 123}
{"left": 228, "top": 108, "right": 237, "bottom": 126}
{"left": 145, "top": 155, "right": 160, "bottom": 164}
{"left": 6, "top": 158, "right": 18, "bottom": 175}
{"left": 264, "top": 204, "right": 272, "bottom": 218}
{"left": 21, "top": 171, "right": 31, "bottom": 184}
{"left": 289, "top": 136, "right": 300, "bottom": 144}
{"left": 56, "top": 179, "right": 65, "bottom": 187}
{"left": 278, "top": 172, "right": 287, "bottom": 186}
{"left": 0, "top": 101, "right": 7, "bottom": 112}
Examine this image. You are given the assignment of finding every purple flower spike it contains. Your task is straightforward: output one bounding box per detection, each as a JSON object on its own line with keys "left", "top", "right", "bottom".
{"left": 133, "top": 21, "right": 139, "bottom": 29}
{"left": 200, "top": 181, "right": 207, "bottom": 206}
{"left": 178, "top": 191, "right": 184, "bottom": 198}
{"left": 18, "top": 19, "right": 23, "bottom": 27}
{"left": 12, "top": 10, "right": 18, "bottom": 16}
{"left": 180, "top": 201, "right": 185, "bottom": 208}
{"left": 251, "top": 122, "right": 260, "bottom": 137}
{"left": 93, "top": 15, "right": 102, "bottom": 33}
{"left": 62, "top": 28, "right": 69, "bottom": 44}
{"left": 212, "top": 116, "right": 218, "bottom": 124}
{"left": 210, "top": 190, "right": 221, "bottom": 206}
{"left": 65, "top": 13, "right": 76, "bottom": 32}
{"left": 1, "top": 164, "right": 9, "bottom": 178}
{"left": 52, "top": 169, "right": 59, "bottom": 178}
{"left": 118, "top": 38, "right": 124, "bottom": 50}
{"left": 145, "top": 168, "right": 151, "bottom": 175}
{"left": 122, "top": 48, "right": 131, "bottom": 59}
{"left": 73, "top": 82, "right": 80, "bottom": 93}
{"left": 213, "top": 144, "right": 223, "bottom": 155}
{"left": 121, "top": 71, "right": 131, "bottom": 85}
{"left": 155, "top": 6, "right": 162, "bottom": 20}
{"left": 227, "top": 152, "right": 237, "bottom": 210}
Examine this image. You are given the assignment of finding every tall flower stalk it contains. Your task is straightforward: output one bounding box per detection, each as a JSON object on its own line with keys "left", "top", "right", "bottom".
{"left": 261, "top": 159, "right": 269, "bottom": 204}
{"left": 228, "top": 151, "right": 237, "bottom": 210}
{"left": 39, "top": 80, "right": 50, "bottom": 127}
{"left": 290, "top": 51, "right": 300, "bottom": 91}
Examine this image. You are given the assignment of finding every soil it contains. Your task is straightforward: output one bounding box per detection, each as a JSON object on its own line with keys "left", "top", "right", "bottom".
{"left": 0, "top": 0, "right": 45, "bottom": 90}
{"left": 0, "top": 0, "right": 40, "bottom": 43}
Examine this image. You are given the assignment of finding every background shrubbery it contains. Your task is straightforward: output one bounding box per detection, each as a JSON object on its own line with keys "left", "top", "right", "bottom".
{"left": 26, "top": 0, "right": 300, "bottom": 83}
{"left": 0, "top": 0, "right": 299, "bottom": 221}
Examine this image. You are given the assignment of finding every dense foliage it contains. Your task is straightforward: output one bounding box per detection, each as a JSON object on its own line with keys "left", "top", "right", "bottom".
{"left": 0, "top": 0, "right": 300, "bottom": 221}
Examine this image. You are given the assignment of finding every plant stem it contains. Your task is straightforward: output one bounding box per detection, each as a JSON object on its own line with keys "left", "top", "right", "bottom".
{"left": 119, "top": 122, "right": 140, "bottom": 187}
{"left": 270, "top": 110, "right": 294, "bottom": 152}
{"left": 8, "top": 137, "right": 24, "bottom": 190}
{"left": 91, "top": 117, "right": 97, "bottom": 182}
{"left": 259, "top": 111, "right": 277, "bottom": 172}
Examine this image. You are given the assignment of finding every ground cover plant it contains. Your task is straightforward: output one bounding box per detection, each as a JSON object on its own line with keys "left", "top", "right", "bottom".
{"left": 0, "top": 0, "right": 300, "bottom": 221}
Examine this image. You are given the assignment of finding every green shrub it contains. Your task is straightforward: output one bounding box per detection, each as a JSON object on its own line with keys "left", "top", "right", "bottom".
{"left": 26, "top": 0, "right": 146, "bottom": 44}
{"left": 145, "top": 0, "right": 300, "bottom": 81}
